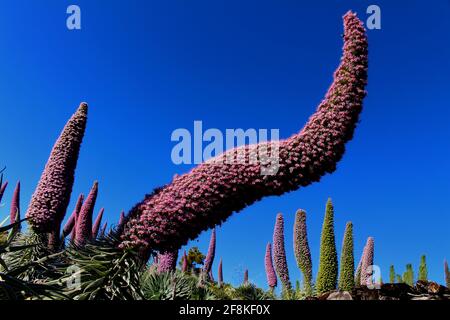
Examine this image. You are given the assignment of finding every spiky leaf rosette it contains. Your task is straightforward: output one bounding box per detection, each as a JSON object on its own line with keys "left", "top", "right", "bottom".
{"left": 70, "top": 213, "right": 78, "bottom": 243}
{"left": 26, "top": 103, "right": 88, "bottom": 234}
{"left": 120, "top": 12, "right": 368, "bottom": 254}
{"left": 338, "top": 222, "right": 355, "bottom": 291}
{"left": 360, "top": 237, "right": 374, "bottom": 286}
{"left": 74, "top": 181, "right": 98, "bottom": 246}
{"left": 273, "top": 213, "right": 291, "bottom": 291}
{"left": 264, "top": 243, "right": 277, "bottom": 289}
{"left": 293, "top": 209, "right": 313, "bottom": 295}
{"left": 55, "top": 236, "right": 144, "bottom": 300}
{"left": 316, "top": 199, "right": 338, "bottom": 294}
{"left": 203, "top": 228, "right": 216, "bottom": 274}
{"left": 62, "top": 194, "right": 84, "bottom": 237}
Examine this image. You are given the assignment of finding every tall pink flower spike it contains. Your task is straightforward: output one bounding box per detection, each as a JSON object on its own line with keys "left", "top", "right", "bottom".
{"left": 121, "top": 12, "right": 368, "bottom": 255}
{"left": 157, "top": 250, "right": 178, "bottom": 273}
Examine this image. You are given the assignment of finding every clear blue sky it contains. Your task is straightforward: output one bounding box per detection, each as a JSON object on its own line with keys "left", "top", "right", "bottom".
{"left": 0, "top": 0, "right": 449, "bottom": 289}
